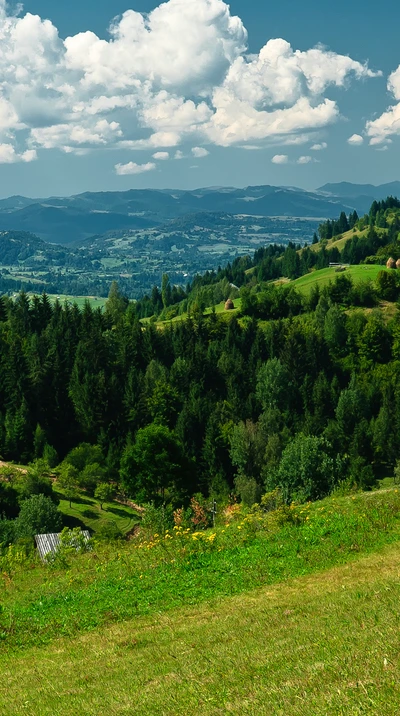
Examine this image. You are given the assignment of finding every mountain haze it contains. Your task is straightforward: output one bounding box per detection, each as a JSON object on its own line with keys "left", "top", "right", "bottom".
{"left": 0, "top": 183, "right": 390, "bottom": 246}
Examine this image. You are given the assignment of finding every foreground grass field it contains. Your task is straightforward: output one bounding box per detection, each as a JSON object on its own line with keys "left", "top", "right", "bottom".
{"left": 0, "top": 487, "right": 400, "bottom": 716}
{"left": 1, "top": 488, "right": 400, "bottom": 713}
{"left": 1, "top": 543, "right": 399, "bottom": 715}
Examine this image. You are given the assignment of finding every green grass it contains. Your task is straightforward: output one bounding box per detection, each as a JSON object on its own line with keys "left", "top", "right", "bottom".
{"left": 1, "top": 544, "right": 399, "bottom": 715}
{"left": 290, "top": 264, "right": 389, "bottom": 296}
{"left": 1, "top": 488, "right": 400, "bottom": 713}
{"left": 1, "top": 488, "right": 400, "bottom": 651}
{"left": 152, "top": 298, "right": 242, "bottom": 326}
{"left": 29, "top": 293, "right": 108, "bottom": 309}
{"left": 308, "top": 227, "right": 383, "bottom": 253}
{"left": 55, "top": 486, "right": 140, "bottom": 536}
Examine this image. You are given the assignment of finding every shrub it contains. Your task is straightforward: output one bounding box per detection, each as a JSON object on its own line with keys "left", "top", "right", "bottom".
{"left": 43, "top": 444, "right": 59, "bottom": 469}
{"left": 14, "top": 495, "right": 62, "bottom": 540}
{"left": 64, "top": 443, "right": 104, "bottom": 473}
{"left": 234, "top": 475, "right": 262, "bottom": 507}
{"left": 94, "top": 521, "right": 123, "bottom": 541}
{"left": 18, "top": 461, "right": 56, "bottom": 504}
{"left": 141, "top": 502, "right": 174, "bottom": 537}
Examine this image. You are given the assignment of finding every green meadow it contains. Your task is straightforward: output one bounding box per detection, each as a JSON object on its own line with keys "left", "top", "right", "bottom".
{"left": 290, "top": 264, "right": 389, "bottom": 295}
{"left": 1, "top": 487, "right": 400, "bottom": 714}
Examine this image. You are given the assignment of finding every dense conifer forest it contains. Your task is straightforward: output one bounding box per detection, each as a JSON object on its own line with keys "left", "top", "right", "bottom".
{"left": 1, "top": 196, "right": 400, "bottom": 543}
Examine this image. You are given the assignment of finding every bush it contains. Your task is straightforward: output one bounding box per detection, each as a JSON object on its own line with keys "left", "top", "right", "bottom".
{"left": 14, "top": 495, "right": 62, "bottom": 540}
{"left": 18, "top": 461, "right": 57, "bottom": 504}
{"left": 0, "top": 481, "right": 20, "bottom": 519}
{"left": 259, "top": 488, "right": 284, "bottom": 513}
{"left": 141, "top": 502, "right": 174, "bottom": 537}
{"left": 234, "top": 475, "right": 262, "bottom": 507}
{"left": 64, "top": 443, "right": 104, "bottom": 473}
{"left": 94, "top": 521, "right": 123, "bottom": 541}
{"left": 0, "top": 518, "right": 15, "bottom": 547}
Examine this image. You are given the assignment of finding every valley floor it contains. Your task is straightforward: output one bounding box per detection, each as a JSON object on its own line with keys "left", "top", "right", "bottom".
{"left": 1, "top": 541, "right": 400, "bottom": 715}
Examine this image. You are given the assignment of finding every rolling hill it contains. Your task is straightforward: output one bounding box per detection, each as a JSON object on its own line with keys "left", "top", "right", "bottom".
{"left": 289, "top": 264, "right": 389, "bottom": 295}
{"left": 319, "top": 180, "right": 400, "bottom": 200}
{"left": 0, "top": 182, "right": 391, "bottom": 246}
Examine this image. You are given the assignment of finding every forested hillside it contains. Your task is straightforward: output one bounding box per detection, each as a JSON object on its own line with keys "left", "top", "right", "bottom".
{"left": 1, "top": 274, "right": 400, "bottom": 519}
{"left": 1, "top": 195, "right": 400, "bottom": 544}
{"left": 134, "top": 196, "right": 400, "bottom": 320}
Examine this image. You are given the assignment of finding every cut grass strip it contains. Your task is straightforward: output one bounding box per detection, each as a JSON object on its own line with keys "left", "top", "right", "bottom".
{"left": 1, "top": 543, "right": 399, "bottom": 715}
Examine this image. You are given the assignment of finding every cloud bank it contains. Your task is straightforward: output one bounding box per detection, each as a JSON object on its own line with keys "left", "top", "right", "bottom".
{"left": 0, "top": 0, "right": 382, "bottom": 166}
{"left": 366, "top": 66, "right": 400, "bottom": 145}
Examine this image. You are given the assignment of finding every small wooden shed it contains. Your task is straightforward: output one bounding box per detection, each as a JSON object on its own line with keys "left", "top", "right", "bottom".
{"left": 35, "top": 530, "right": 91, "bottom": 561}
{"left": 224, "top": 298, "right": 235, "bottom": 311}
{"left": 387, "top": 257, "right": 396, "bottom": 269}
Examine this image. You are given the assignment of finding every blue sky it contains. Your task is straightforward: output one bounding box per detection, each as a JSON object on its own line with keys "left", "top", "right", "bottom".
{"left": 1, "top": 0, "right": 400, "bottom": 196}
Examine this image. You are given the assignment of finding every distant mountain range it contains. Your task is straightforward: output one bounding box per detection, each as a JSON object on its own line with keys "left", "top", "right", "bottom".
{"left": 318, "top": 181, "right": 400, "bottom": 199}
{"left": 0, "top": 182, "right": 398, "bottom": 246}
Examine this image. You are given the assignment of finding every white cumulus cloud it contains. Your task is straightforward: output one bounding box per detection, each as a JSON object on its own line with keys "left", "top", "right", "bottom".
{"left": 192, "top": 147, "right": 210, "bottom": 157}
{"left": 297, "top": 155, "right": 313, "bottom": 164}
{"left": 0, "top": 0, "right": 382, "bottom": 164}
{"left": 311, "top": 142, "right": 327, "bottom": 150}
{"left": 365, "top": 65, "right": 400, "bottom": 144}
{"left": 271, "top": 154, "right": 288, "bottom": 164}
{"left": 152, "top": 151, "right": 169, "bottom": 160}
{"left": 115, "top": 161, "right": 156, "bottom": 175}
{"left": 347, "top": 133, "right": 364, "bottom": 145}
{"left": 0, "top": 144, "right": 37, "bottom": 163}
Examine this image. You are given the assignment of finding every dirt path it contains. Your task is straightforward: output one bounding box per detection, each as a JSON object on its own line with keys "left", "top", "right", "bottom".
{"left": 0, "top": 461, "right": 28, "bottom": 474}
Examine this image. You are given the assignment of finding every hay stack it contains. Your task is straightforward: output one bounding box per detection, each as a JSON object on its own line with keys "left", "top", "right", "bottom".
{"left": 224, "top": 298, "right": 235, "bottom": 311}
{"left": 396, "top": 259, "right": 400, "bottom": 269}
{"left": 387, "top": 257, "right": 396, "bottom": 269}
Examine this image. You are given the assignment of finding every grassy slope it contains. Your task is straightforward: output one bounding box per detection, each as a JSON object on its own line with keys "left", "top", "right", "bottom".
{"left": 308, "top": 227, "right": 389, "bottom": 254}
{"left": 1, "top": 543, "right": 399, "bottom": 715}
{"left": 291, "top": 265, "right": 389, "bottom": 296}
{"left": 151, "top": 298, "right": 242, "bottom": 326}
{"left": 1, "top": 489, "right": 400, "bottom": 713}
{"left": 44, "top": 294, "right": 107, "bottom": 309}
{"left": 308, "top": 228, "right": 370, "bottom": 253}
{"left": 56, "top": 486, "right": 140, "bottom": 536}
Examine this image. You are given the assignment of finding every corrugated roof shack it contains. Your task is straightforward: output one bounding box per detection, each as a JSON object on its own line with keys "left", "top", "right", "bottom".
{"left": 35, "top": 530, "right": 91, "bottom": 561}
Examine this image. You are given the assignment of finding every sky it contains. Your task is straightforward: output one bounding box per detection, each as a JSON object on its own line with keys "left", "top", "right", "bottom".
{"left": 0, "top": 0, "right": 399, "bottom": 197}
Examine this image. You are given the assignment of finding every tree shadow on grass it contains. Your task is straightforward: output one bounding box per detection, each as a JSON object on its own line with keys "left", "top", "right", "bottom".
{"left": 54, "top": 491, "right": 94, "bottom": 507}
{"left": 61, "top": 513, "right": 89, "bottom": 531}
{"left": 106, "top": 505, "right": 135, "bottom": 519}
{"left": 81, "top": 509, "right": 100, "bottom": 520}
{"left": 71, "top": 495, "right": 94, "bottom": 506}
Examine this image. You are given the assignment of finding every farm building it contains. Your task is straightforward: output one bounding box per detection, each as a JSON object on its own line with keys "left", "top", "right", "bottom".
{"left": 35, "top": 530, "right": 91, "bottom": 561}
